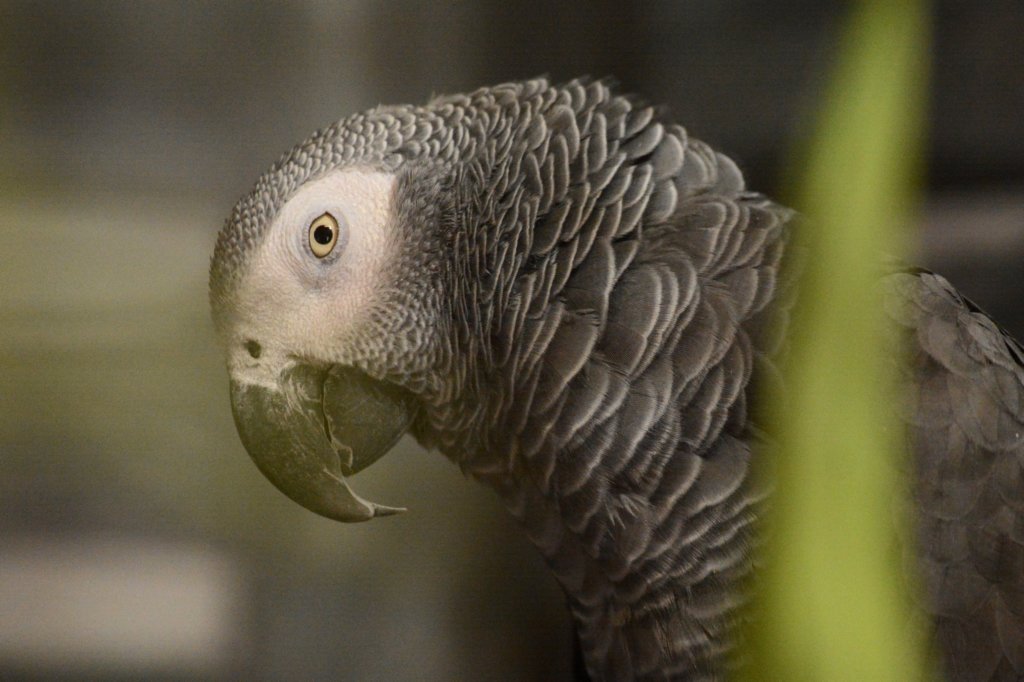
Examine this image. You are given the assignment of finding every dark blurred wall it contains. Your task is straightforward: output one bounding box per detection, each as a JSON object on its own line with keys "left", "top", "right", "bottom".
{"left": 1, "top": 2, "right": 1022, "bottom": 680}
{"left": 5, "top": 2, "right": 1023, "bottom": 196}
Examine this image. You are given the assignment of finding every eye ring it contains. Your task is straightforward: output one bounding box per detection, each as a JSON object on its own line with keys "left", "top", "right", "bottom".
{"left": 308, "top": 212, "right": 339, "bottom": 258}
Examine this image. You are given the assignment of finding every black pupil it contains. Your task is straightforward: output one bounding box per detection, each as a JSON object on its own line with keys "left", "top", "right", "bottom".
{"left": 313, "top": 224, "right": 334, "bottom": 245}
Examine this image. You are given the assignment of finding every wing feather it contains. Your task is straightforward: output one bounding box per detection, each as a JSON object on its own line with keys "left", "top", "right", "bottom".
{"left": 886, "top": 270, "right": 1024, "bottom": 680}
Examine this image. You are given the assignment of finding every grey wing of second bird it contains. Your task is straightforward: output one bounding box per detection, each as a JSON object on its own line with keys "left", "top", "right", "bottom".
{"left": 887, "top": 269, "right": 1024, "bottom": 680}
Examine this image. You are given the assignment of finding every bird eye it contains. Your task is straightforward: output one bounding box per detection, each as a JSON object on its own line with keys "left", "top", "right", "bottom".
{"left": 308, "top": 212, "right": 339, "bottom": 258}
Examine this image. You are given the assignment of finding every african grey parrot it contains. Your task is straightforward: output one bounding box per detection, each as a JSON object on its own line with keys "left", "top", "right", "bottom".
{"left": 209, "top": 78, "right": 1024, "bottom": 680}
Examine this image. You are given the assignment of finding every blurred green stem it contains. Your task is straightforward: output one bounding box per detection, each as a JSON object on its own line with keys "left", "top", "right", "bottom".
{"left": 740, "top": 1, "right": 930, "bottom": 679}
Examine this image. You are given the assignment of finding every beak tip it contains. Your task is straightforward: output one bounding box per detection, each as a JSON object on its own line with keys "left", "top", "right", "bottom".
{"left": 372, "top": 504, "right": 407, "bottom": 518}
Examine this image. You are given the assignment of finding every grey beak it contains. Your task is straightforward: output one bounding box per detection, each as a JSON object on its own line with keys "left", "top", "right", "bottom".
{"left": 229, "top": 363, "right": 417, "bottom": 522}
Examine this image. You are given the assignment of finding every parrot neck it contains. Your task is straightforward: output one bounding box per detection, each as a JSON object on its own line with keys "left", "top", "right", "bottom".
{"left": 419, "top": 378, "right": 763, "bottom": 679}
{"left": 472, "top": 436, "right": 761, "bottom": 679}
{"left": 411, "top": 168, "right": 789, "bottom": 677}
{"left": 409, "top": 261, "right": 773, "bottom": 677}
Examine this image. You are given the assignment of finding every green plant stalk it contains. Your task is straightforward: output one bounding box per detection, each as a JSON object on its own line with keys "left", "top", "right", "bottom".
{"left": 741, "top": 1, "right": 930, "bottom": 679}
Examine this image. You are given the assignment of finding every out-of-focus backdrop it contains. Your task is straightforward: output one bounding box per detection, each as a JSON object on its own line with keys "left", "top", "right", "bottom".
{"left": 1, "top": 2, "right": 1021, "bottom": 679}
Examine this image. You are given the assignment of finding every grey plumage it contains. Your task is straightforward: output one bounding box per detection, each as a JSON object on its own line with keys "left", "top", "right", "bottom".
{"left": 886, "top": 271, "right": 1024, "bottom": 680}
{"left": 210, "top": 78, "right": 1024, "bottom": 680}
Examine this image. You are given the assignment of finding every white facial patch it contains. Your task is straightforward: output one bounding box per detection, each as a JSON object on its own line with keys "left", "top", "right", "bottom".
{"left": 228, "top": 169, "right": 398, "bottom": 377}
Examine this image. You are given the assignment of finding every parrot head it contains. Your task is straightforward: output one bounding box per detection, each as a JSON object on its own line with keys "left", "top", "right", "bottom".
{"left": 210, "top": 78, "right": 660, "bottom": 524}
{"left": 209, "top": 106, "right": 468, "bottom": 522}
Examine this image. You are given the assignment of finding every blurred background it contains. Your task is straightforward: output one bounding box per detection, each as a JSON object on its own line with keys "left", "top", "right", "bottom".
{"left": 1, "top": 1, "right": 1021, "bottom": 679}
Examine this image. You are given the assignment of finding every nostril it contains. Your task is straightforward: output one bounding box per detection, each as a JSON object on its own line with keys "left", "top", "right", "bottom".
{"left": 244, "top": 340, "right": 262, "bottom": 359}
